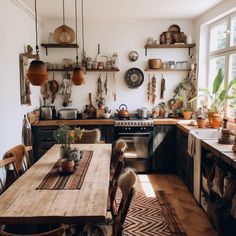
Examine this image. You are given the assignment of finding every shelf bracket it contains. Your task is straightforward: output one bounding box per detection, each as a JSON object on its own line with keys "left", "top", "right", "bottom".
{"left": 45, "top": 47, "right": 48, "bottom": 56}
{"left": 145, "top": 48, "right": 147, "bottom": 56}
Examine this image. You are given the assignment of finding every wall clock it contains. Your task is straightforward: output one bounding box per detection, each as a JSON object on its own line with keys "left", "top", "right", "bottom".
{"left": 124, "top": 68, "right": 144, "bottom": 88}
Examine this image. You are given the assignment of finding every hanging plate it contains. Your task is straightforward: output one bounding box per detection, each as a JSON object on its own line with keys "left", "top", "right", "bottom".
{"left": 124, "top": 68, "right": 144, "bottom": 88}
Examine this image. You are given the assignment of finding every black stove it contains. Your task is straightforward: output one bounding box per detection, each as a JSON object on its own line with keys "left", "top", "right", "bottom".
{"left": 114, "top": 116, "right": 153, "bottom": 127}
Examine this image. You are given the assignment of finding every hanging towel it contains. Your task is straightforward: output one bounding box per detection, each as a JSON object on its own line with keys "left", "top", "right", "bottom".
{"left": 187, "top": 130, "right": 196, "bottom": 157}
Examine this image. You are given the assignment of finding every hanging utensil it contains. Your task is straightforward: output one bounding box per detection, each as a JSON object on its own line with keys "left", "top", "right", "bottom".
{"left": 160, "top": 73, "right": 165, "bottom": 99}
{"left": 147, "top": 73, "right": 151, "bottom": 103}
{"left": 104, "top": 73, "right": 108, "bottom": 96}
{"left": 97, "top": 74, "right": 103, "bottom": 98}
{"left": 48, "top": 73, "right": 59, "bottom": 103}
{"left": 113, "top": 73, "right": 116, "bottom": 101}
{"left": 151, "top": 74, "right": 156, "bottom": 105}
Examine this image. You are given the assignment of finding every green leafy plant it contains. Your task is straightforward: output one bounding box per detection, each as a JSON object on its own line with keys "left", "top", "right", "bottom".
{"left": 53, "top": 125, "right": 83, "bottom": 159}
{"left": 190, "top": 68, "right": 236, "bottom": 113}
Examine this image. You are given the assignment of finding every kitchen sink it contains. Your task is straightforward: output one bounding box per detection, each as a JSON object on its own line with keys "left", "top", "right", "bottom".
{"left": 191, "top": 129, "right": 220, "bottom": 140}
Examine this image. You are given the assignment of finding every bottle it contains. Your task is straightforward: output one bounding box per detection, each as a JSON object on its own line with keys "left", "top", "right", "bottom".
{"left": 48, "top": 32, "right": 54, "bottom": 43}
{"left": 187, "top": 34, "right": 193, "bottom": 44}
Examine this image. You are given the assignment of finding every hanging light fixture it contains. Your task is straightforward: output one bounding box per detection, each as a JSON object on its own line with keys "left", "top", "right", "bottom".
{"left": 27, "top": 0, "right": 48, "bottom": 86}
{"left": 72, "top": 0, "right": 85, "bottom": 86}
{"left": 54, "top": 0, "right": 75, "bottom": 44}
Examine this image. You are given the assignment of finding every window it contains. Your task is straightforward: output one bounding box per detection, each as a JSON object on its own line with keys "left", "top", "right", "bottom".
{"left": 208, "top": 13, "right": 236, "bottom": 120}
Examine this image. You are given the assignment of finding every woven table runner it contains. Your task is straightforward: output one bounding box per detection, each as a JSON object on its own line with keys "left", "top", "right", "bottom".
{"left": 37, "top": 150, "right": 93, "bottom": 190}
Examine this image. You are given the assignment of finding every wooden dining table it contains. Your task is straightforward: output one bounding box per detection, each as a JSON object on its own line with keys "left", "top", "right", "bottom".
{"left": 0, "top": 144, "right": 111, "bottom": 225}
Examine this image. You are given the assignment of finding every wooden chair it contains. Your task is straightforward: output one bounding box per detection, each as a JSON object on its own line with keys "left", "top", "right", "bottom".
{"left": 0, "top": 224, "right": 65, "bottom": 236}
{"left": 75, "top": 129, "right": 101, "bottom": 143}
{"left": 83, "top": 168, "right": 138, "bottom": 236}
{"left": 108, "top": 139, "right": 127, "bottom": 214}
{"left": 3, "top": 145, "right": 33, "bottom": 175}
{"left": 0, "top": 156, "right": 18, "bottom": 192}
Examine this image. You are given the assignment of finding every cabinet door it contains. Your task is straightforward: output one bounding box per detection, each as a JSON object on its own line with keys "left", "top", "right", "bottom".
{"left": 31, "top": 126, "right": 57, "bottom": 162}
{"left": 31, "top": 125, "right": 114, "bottom": 162}
{"left": 152, "top": 125, "right": 176, "bottom": 172}
{"left": 176, "top": 128, "right": 193, "bottom": 192}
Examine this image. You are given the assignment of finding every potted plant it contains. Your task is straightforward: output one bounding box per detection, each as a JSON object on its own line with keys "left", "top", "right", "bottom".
{"left": 182, "top": 101, "right": 193, "bottom": 119}
{"left": 53, "top": 125, "right": 83, "bottom": 172}
{"left": 190, "top": 68, "right": 236, "bottom": 128}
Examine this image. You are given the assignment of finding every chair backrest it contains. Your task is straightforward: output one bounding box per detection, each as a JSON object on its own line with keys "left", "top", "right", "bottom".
{"left": 0, "top": 225, "right": 65, "bottom": 236}
{"left": 110, "top": 160, "right": 125, "bottom": 217}
{"left": 3, "top": 145, "right": 33, "bottom": 175}
{"left": 113, "top": 168, "right": 137, "bottom": 236}
{"left": 0, "top": 156, "right": 18, "bottom": 194}
{"left": 75, "top": 129, "right": 101, "bottom": 144}
{"left": 111, "top": 139, "right": 127, "bottom": 168}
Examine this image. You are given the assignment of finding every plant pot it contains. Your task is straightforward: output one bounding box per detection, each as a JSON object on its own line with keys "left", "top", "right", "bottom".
{"left": 61, "top": 158, "right": 75, "bottom": 172}
{"left": 197, "top": 118, "right": 206, "bottom": 128}
{"left": 208, "top": 112, "right": 222, "bottom": 128}
{"left": 182, "top": 111, "right": 192, "bottom": 120}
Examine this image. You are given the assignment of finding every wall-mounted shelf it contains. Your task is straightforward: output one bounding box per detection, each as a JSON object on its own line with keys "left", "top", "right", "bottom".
{"left": 86, "top": 68, "right": 119, "bottom": 72}
{"left": 47, "top": 68, "right": 120, "bottom": 72}
{"left": 145, "top": 68, "right": 190, "bottom": 72}
{"left": 144, "top": 43, "right": 196, "bottom": 56}
{"left": 41, "top": 43, "right": 79, "bottom": 55}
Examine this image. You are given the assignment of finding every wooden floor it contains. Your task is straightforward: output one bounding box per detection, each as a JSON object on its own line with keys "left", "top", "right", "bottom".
{"left": 145, "top": 174, "right": 217, "bottom": 236}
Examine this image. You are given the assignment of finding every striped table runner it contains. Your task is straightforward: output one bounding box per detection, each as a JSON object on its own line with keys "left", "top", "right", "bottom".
{"left": 37, "top": 150, "right": 93, "bottom": 190}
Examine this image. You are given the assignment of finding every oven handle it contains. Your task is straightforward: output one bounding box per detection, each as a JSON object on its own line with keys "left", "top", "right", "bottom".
{"left": 118, "top": 132, "right": 152, "bottom": 136}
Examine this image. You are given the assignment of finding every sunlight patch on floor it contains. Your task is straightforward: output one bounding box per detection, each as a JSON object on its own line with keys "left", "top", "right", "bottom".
{"left": 138, "top": 175, "right": 156, "bottom": 197}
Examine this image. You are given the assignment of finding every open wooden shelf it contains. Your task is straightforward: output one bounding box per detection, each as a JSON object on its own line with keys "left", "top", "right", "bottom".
{"left": 145, "top": 43, "right": 196, "bottom": 49}
{"left": 41, "top": 43, "right": 79, "bottom": 55}
{"left": 145, "top": 68, "right": 190, "bottom": 72}
{"left": 144, "top": 43, "right": 196, "bottom": 56}
{"left": 86, "top": 68, "right": 119, "bottom": 72}
{"left": 47, "top": 68, "right": 120, "bottom": 72}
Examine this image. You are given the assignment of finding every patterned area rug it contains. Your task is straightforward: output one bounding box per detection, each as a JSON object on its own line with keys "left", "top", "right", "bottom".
{"left": 124, "top": 191, "right": 187, "bottom": 236}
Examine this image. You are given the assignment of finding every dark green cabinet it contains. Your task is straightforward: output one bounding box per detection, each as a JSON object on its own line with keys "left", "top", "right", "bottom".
{"left": 31, "top": 124, "right": 114, "bottom": 162}
{"left": 176, "top": 127, "right": 193, "bottom": 192}
{"left": 152, "top": 125, "right": 176, "bottom": 172}
{"left": 200, "top": 146, "right": 236, "bottom": 236}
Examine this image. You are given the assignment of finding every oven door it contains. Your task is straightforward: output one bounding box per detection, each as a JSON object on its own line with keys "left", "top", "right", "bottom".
{"left": 114, "top": 127, "right": 153, "bottom": 173}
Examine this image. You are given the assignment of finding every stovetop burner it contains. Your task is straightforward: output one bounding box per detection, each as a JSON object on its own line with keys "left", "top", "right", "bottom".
{"left": 114, "top": 116, "right": 153, "bottom": 127}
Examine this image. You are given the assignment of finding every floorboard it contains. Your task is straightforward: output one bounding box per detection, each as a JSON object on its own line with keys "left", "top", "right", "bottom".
{"left": 142, "top": 174, "right": 217, "bottom": 236}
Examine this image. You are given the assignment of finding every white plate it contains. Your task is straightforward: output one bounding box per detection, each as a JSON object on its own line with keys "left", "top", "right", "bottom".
{"left": 96, "top": 52, "right": 112, "bottom": 63}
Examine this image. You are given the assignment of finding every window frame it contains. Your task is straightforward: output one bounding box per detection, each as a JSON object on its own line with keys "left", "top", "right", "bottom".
{"left": 208, "top": 12, "right": 236, "bottom": 121}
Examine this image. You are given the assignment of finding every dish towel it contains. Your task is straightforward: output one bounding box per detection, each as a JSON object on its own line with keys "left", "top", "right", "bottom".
{"left": 187, "top": 130, "right": 201, "bottom": 202}
{"left": 187, "top": 130, "right": 196, "bottom": 157}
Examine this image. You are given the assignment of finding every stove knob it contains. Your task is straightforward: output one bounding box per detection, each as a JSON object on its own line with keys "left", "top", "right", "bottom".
{"left": 128, "top": 127, "right": 131, "bottom": 130}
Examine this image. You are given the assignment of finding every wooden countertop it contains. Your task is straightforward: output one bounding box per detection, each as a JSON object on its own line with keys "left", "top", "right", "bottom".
{"left": 32, "top": 119, "right": 115, "bottom": 126}
{"left": 32, "top": 118, "right": 187, "bottom": 126}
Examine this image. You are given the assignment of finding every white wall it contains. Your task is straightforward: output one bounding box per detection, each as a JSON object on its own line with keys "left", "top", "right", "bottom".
{"left": 41, "top": 19, "right": 195, "bottom": 114}
{"left": 0, "top": 1, "right": 195, "bottom": 157}
{"left": 0, "top": 0, "right": 42, "bottom": 157}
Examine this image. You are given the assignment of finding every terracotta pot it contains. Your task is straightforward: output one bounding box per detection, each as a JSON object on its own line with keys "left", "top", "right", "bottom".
{"left": 182, "top": 111, "right": 192, "bottom": 120}
{"left": 208, "top": 112, "right": 222, "bottom": 128}
{"left": 197, "top": 118, "right": 206, "bottom": 128}
{"left": 61, "top": 158, "right": 75, "bottom": 172}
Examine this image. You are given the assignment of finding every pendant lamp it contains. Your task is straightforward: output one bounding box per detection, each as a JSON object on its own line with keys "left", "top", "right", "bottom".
{"left": 54, "top": 0, "right": 75, "bottom": 43}
{"left": 27, "top": 0, "right": 48, "bottom": 86}
{"left": 72, "top": 0, "right": 85, "bottom": 86}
